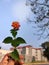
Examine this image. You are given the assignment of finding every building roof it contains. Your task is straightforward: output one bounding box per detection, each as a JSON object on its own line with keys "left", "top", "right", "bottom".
{"left": 36, "top": 48, "right": 42, "bottom": 50}
{"left": 32, "top": 48, "right": 42, "bottom": 50}
{"left": 17, "top": 45, "right": 32, "bottom": 49}
{"left": 10, "top": 45, "right": 42, "bottom": 50}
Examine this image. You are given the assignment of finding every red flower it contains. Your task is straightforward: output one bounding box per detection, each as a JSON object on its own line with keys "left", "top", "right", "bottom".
{"left": 12, "top": 21, "right": 20, "bottom": 29}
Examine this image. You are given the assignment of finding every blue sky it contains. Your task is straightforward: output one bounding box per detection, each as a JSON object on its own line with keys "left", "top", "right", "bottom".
{"left": 0, "top": 0, "right": 48, "bottom": 49}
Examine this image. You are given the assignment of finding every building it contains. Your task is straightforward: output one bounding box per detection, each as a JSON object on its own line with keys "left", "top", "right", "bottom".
{"left": 0, "top": 45, "right": 47, "bottom": 62}
{"left": 17, "top": 45, "right": 32, "bottom": 62}
{"left": 0, "top": 49, "right": 12, "bottom": 62}
{"left": 17, "top": 45, "right": 47, "bottom": 62}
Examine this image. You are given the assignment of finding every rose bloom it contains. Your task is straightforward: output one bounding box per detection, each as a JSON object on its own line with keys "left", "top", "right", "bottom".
{"left": 12, "top": 21, "right": 20, "bottom": 29}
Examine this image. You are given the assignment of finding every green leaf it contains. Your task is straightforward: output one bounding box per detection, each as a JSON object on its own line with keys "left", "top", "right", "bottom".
{"left": 11, "top": 39, "right": 19, "bottom": 47}
{"left": 10, "top": 29, "right": 17, "bottom": 38}
{"left": 3, "top": 37, "right": 13, "bottom": 44}
{"left": 16, "top": 37, "right": 26, "bottom": 44}
{"left": 11, "top": 37, "right": 26, "bottom": 47}
{"left": 10, "top": 49, "right": 19, "bottom": 61}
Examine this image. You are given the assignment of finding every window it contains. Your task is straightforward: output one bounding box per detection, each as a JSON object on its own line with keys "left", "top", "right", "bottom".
{"left": 21, "top": 47, "right": 26, "bottom": 54}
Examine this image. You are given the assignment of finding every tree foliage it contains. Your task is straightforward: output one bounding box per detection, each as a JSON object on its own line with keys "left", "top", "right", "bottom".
{"left": 41, "top": 41, "right": 49, "bottom": 60}
{"left": 26, "top": 0, "right": 49, "bottom": 60}
{"left": 26, "top": 0, "right": 49, "bottom": 39}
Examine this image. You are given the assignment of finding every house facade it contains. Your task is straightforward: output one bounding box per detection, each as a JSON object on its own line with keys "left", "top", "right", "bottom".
{"left": 0, "top": 49, "right": 12, "bottom": 62}
{"left": 0, "top": 45, "right": 47, "bottom": 62}
{"left": 17, "top": 45, "right": 47, "bottom": 62}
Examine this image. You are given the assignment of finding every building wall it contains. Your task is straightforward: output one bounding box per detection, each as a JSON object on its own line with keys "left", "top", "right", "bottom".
{"left": 26, "top": 47, "right": 29, "bottom": 55}
{"left": 17, "top": 46, "right": 47, "bottom": 62}
{"left": 32, "top": 48, "right": 36, "bottom": 57}
{"left": 32, "top": 48, "right": 36, "bottom": 61}
{"left": 17, "top": 46, "right": 32, "bottom": 62}
{"left": 0, "top": 49, "right": 12, "bottom": 62}
{"left": 25, "top": 47, "right": 32, "bottom": 62}
{"left": 17, "top": 48, "right": 22, "bottom": 55}
{"left": 0, "top": 45, "right": 48, "bottom": 62}
{"left": 0, "top": 49, "right": 12, "bottom": 55}
{"left": 32, "top": 48, "right": 47, "bottom": 62}
{"left": 35, "top": 49, "right": 42, "bottom": 61}
{"left": 42, "top": 56, "right": 47, "bottom": 61}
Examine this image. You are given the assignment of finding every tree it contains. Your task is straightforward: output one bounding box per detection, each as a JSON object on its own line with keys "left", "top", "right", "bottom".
{"left": 26, "top": 0, "right": 49, "bottom": 60}
{"left": 0, "top": 47, "right": 1, "bottom": 49}
{"left": 26, "top": 0, "right": 49, "bottom": 39}
{"left": 41, "top": 41, "right": 49, "bottom": 60}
